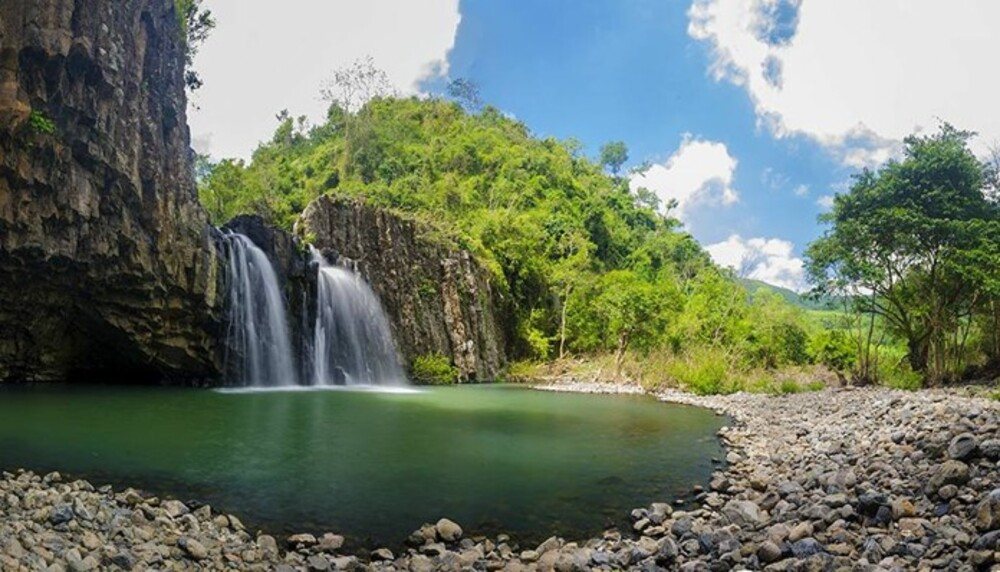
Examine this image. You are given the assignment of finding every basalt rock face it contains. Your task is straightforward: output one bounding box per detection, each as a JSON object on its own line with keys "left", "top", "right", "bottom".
{"left": 298, "top": 197, "right": 508, "bottom": 381}
{"left": 0, "top": 0, "right": 222, "bottom": 382}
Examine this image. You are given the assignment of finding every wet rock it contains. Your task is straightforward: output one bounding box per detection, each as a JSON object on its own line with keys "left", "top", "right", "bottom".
{"left": 435, "top": 518, "right": 463, "bottom": 542}
{"left": 317, "top": 533, "right": 345, "bottom": 552}
{"left": 288, "top": 533, "right": 318, "bottom": 548}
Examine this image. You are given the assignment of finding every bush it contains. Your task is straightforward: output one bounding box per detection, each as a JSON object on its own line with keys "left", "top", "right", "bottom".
{"left": 28, "top": 110, "right": 56, "bottom": 135}
{"left": 807, "top": 329, "right": 855, "bottom": 371}
{"left": 410, "top": 353, "right": 459, "bottom": 385}
{"left": 666, "top": 347, "right": 737, "bottom": 395}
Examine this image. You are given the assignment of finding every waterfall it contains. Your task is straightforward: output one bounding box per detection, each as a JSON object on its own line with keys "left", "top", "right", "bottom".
{"left": 310, "top": 248, "right": 407, "bottom": 386}
{"left": 222, "top": 232, "right": 298, "bottom": 387}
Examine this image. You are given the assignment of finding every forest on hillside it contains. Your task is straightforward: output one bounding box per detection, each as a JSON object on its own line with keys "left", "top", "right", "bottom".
{"left": 197, "top": 62, "right": 1000, "bottom": 393}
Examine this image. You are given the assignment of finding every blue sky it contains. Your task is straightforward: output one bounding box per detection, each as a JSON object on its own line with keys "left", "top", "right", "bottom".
{"left": 189, "top": 1, "right": 1000, "bottom": 291}
{"left": 430, "top": 0, "right": 846, "bottom": 271}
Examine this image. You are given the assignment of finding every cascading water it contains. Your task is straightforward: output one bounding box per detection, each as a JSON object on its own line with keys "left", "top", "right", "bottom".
{"left": 222, "top": 232, "right": 298, "bottom": 387}
{"left": 310, "top": 248, "right": 407, "bottom": 386}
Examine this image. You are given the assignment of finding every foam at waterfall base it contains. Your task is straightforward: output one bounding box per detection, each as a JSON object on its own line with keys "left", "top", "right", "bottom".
{"left": 214, "top": 384, "right": 423, "bottom": 395}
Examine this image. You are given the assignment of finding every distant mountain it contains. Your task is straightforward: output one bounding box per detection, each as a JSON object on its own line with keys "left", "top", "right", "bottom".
{"left": 741, "top": 279, "right": 840, "bottom": 311}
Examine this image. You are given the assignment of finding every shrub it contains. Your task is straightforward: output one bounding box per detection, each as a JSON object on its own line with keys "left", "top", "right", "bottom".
{"left": 807, "top": 329, "right": 855, "bottom": 371}
{"left": 666, "top": 347, "right": 737, "bottom": 395}
{"left": 410, "top": 353, "right": 459, "bottom": 385}
{"left": 28, "top": 110, "right": 56, "bottom": 135}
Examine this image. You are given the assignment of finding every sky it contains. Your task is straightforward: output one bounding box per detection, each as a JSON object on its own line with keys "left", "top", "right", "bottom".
{"left": 188, "top": 0, "right": 1000, "bottom": 292}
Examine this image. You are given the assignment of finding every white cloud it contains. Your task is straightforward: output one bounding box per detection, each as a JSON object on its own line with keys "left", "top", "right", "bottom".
{"left": 188, "top": 1, "right": 461, "bottom": 159}
{"left": 793, "top": 184, "right": 809, "bottom": 197}
{"left": 706, "top": 234, "right": 807, "bottom": 292}
{"left": 629, "top": 135, "right": 739, "bottom": 221}
{"left": 688, "top": 0, "right": 1000, "bottom": 166}
{"left": 816, "top": 194, "right": 834, "bottom": 209}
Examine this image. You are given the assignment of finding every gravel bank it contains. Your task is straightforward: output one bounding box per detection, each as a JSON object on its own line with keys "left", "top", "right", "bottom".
{"left": 2, "top": 385, "right": 998, "bottom": 570}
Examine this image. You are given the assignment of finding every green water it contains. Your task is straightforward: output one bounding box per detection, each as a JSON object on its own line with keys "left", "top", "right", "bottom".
{"left": 0, "top": 385, "right": 724, "bottom": 547}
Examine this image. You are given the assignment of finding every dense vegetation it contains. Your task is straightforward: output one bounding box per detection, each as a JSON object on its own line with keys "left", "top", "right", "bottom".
{"left": 198, "top": 65, "right": 998, "bottom": 392}
{"left": 807, "top": 126, "right": 1000, "bottom": 387}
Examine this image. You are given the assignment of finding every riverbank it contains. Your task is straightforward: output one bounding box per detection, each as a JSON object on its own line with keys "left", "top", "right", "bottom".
{"left": 2, "top": 384, "right": 998, "bottom": 571}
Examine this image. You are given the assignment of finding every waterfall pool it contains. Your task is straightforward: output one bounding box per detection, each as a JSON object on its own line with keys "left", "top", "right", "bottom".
{"left": 0, "top": 385, "right": 725, "bottom": 548}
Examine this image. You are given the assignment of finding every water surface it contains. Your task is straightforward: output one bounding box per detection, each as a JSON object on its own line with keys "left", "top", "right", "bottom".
{"left": 0, "top": 385, "right": 724, "bottom": 547}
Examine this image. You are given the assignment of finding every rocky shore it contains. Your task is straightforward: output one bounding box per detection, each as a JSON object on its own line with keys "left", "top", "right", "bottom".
{"left": 2, "top": 385, "right": 998, "bottom": 571}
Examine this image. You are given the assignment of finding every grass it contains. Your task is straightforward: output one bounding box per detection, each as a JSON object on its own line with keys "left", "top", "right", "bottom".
{"left": 503, "top": 351, "right": 832, "bottom": 396}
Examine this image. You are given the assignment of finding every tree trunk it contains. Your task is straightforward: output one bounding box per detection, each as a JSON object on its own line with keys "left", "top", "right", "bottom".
{"left": 613, "top": 331, "right": 630, "bottom": 380}
{"left": 907, "top": 338, "right": 928, "bottom": 374}
{"left": 558, "top": 286, "right": 571, "bottom": 360}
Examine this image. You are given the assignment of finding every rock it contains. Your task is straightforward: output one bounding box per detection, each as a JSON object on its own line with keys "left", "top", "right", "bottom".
{"left": 939, "top": 484, "right": 959, "bottom": 500}
{"left": 48, "top": 505, "right": 74, "bottom": 525}
{"left": 371, "top": 548, "right": 394, "bottom": 561}
{"left": 722, "top": 499, "right": 764, "bottom": 527}
{"left": 307, "top": 555, "right": 331, "bottom": 571}
{"left": 520, "top": 550, "right": 539, "bottom": 562}
{"left": 980, "top": 438, "right": 1000, "bottom": 460}
{"left": 300, "top": 197, "right": 507, "bottom": 381}
{"left": 788, "top": 522, "right": 813, "bottom": 542}
{"left": 0, "top": 0, "right": 223, "bottom": 383}
{"left": 976, "top": 489, "right": 1000, "bottom": 531}
{"left": 928, "top": 460, "right": 970, "bottom": 492}
{"left": 317, "top": 533, "right": 345, "bottom": 552}
{"left": 109, "top": 551, "right": 136, "bottom": 570}
{"left": 790, "top": 538, "right": 824, "bottom": 558}
{"left": 948, "top": 433, "right": 979, "bottom": 460}
{"left": 537, "top": 536, "right": 561, "bottom": 555}
{"left": 258, "top": 534, "right": 279, "bottom": 556}
{"left": 288, "top": 533, "right": 318, "bottom": 548}
{"left": 891, "top": 498, "right": 917, "bottom": 520}
{"left": 436, "top": 518, "right": 463, "bottom": 542}
{"left": 757, "top": 540, "right": 783, "bottom": 563}
{"left": 178, "top": 537, "right": 208, "bottom": 560}
{"left": 162, "top": 500, "right": 189, "bottom": 519}
{"left": 972, "top": 530, "right": 1000, "bottom": 551}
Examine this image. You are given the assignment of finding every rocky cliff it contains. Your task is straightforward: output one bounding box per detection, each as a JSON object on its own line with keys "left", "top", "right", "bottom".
{"left": 0, "top": 0, "right": 222, "bottom": 382}
{"left": 298, "top": 197, "right": 508, "bottom": 381}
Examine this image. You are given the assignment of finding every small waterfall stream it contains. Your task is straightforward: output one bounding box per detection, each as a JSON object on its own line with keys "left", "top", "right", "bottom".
{"left": 310, "top": 248, "right": 407, "bottom": 386}
{"left": 222, "top": 232, "right": 298, "bottom": 387}
{"left": 220, "top": 230, "right": 406, "bottom": 388}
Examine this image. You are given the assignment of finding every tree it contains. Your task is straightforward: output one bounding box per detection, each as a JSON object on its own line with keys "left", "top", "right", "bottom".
{"left": 175, "top": 0, "right": 215, "bottom": 91}
{"left": 599, "top": 141, "right": 628, "bottom": 175}
{"left": 592, "top": 270, "right": 675, "bottom": 378}
{"left": 806, "top": 124, "right": 999, "bottom": 383}
{"left": 446, "top": 78, "right": 483, "bottom": 112}
{"left": 320, "top": 56, "right": 395, "bottom": 113}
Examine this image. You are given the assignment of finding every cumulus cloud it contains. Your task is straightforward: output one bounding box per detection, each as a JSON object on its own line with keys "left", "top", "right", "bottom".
{"left": 188, "top": 0, "right": 461, "bottom": 159}
{"left": 706, "top": 234, "right": 807, "bottom": 292}
{"left": 688, "top": 0, "right": 1000, "bottom": 165}
{"left": 793, "top": 184, "right": 809, "bottom": 197}
{"left": 816, "top": 194, "right": 834, "bottom": 209}
{"left": 629, "top": 135, "right": 740, "bottom": 221}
